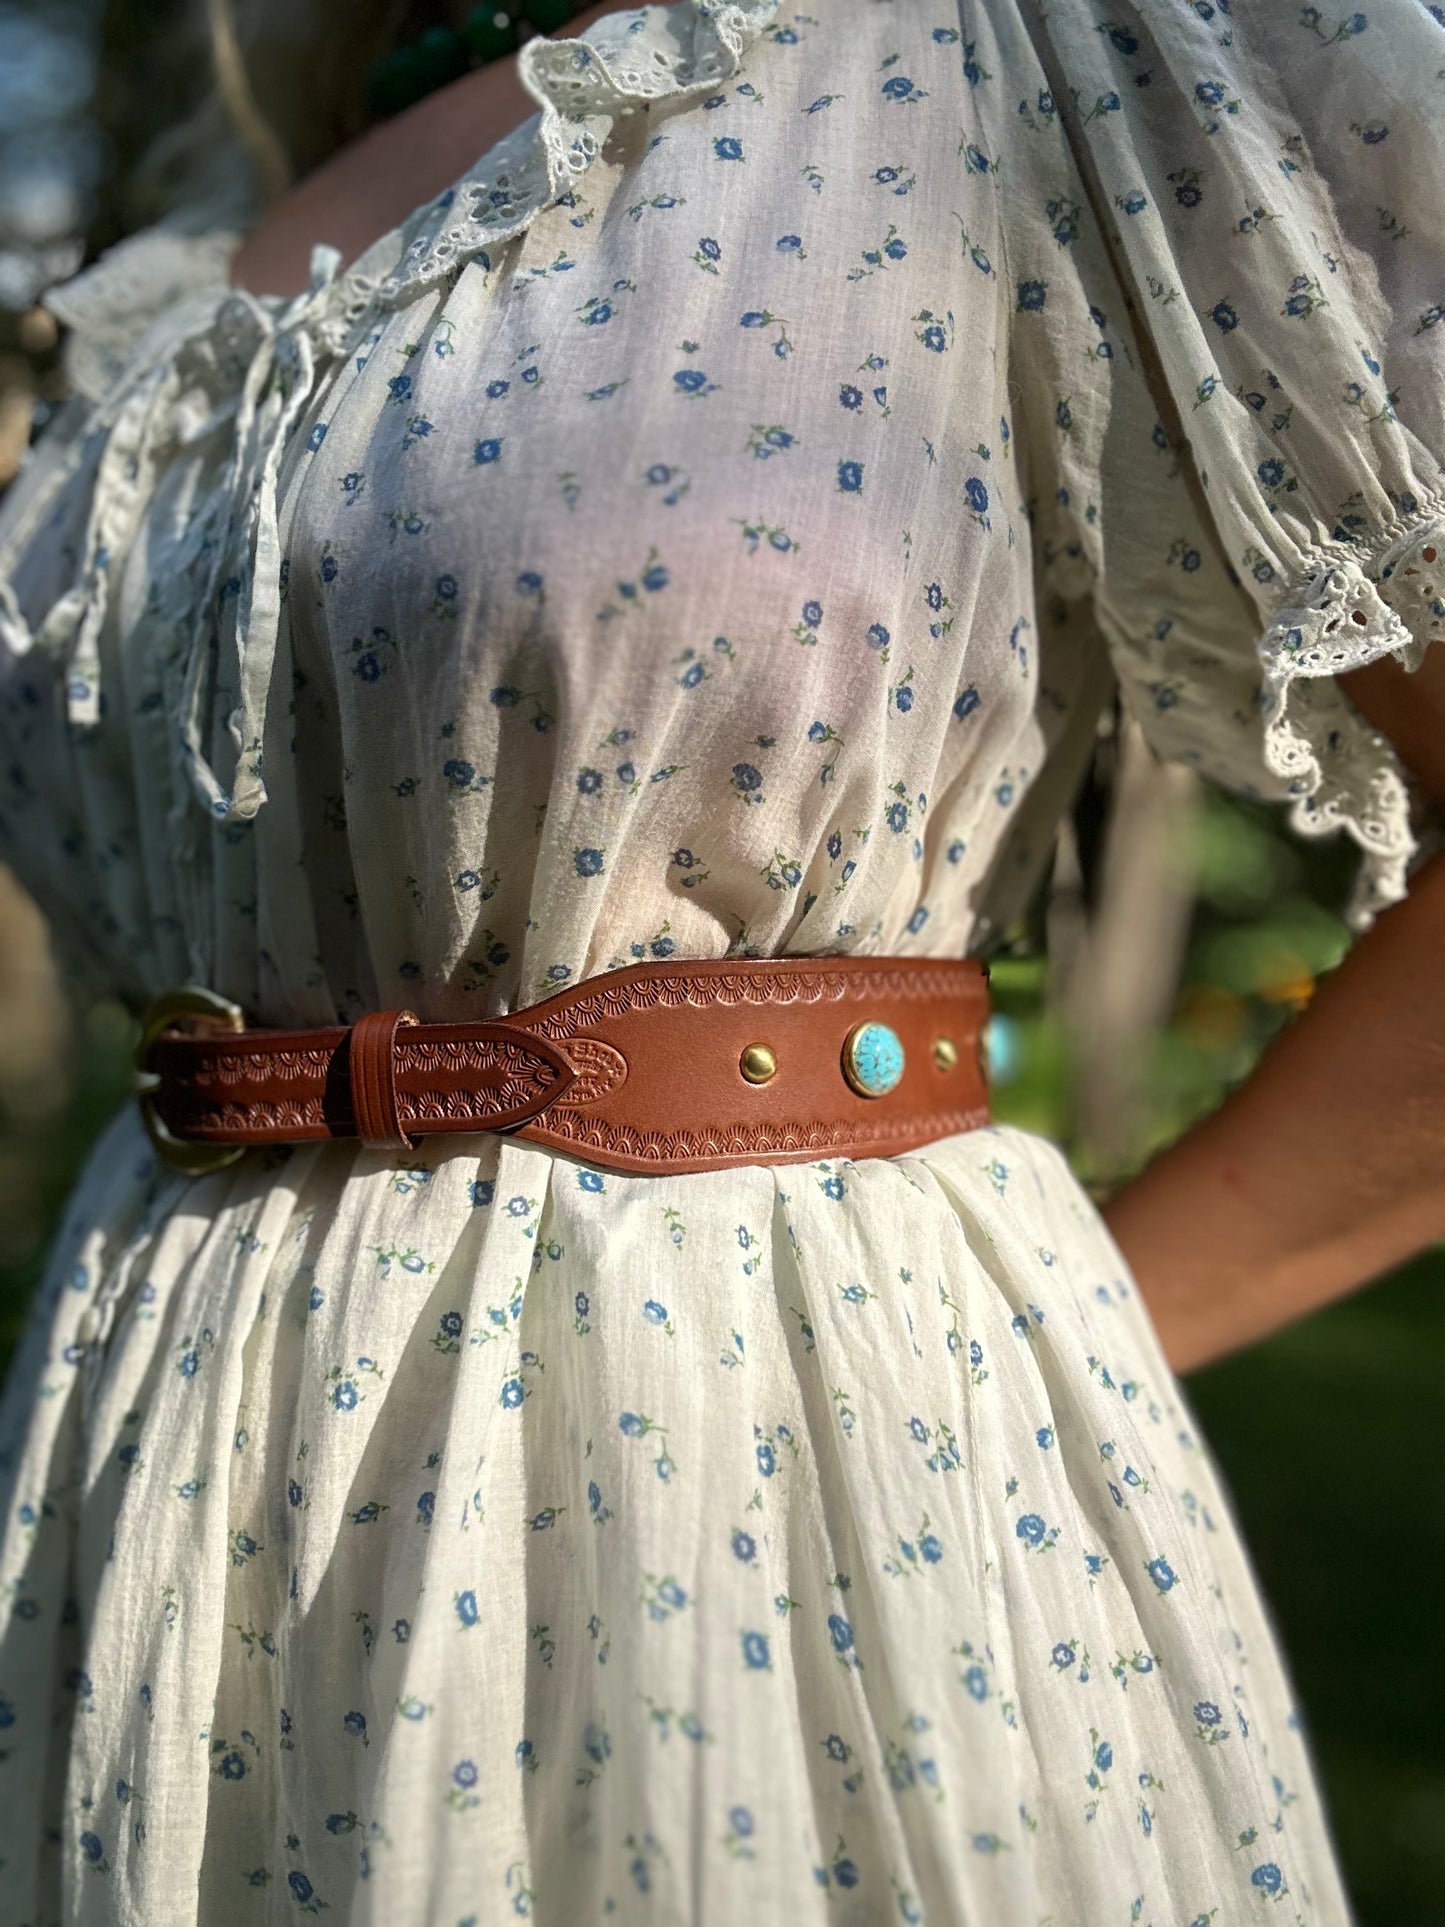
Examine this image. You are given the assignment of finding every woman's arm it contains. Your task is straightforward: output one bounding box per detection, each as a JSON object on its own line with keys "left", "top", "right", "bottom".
{"left": 1103, "top": 646, "right": 1445, "bottom": 1376}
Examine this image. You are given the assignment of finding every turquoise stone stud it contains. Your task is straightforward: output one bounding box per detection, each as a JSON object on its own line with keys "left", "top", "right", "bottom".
{"left": 842, "top": 1021, "right": 905, "bottom": 1098}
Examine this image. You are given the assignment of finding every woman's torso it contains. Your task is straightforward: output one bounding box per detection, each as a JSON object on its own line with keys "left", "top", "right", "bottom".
{"left": 0, "top": 0, "right": 1236, "bottom": 1025}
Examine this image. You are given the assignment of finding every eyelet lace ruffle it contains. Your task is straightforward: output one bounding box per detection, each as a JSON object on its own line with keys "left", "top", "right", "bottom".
{"left": 1258, "top": 507, "right": 1445, "bottom": 929}
{"left": 355, "top": 0, "right": 777, "bottom": 329}
{"left": 3, "top": 0, "right": 779, "bottom": 823}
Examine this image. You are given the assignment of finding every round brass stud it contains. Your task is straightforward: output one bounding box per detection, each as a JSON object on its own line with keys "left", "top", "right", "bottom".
{"left": 932, "top": 1035, "right": 959, "bottom": 1073}
{"left": 740, "top": 1042, "right": 778, "bottom": 1086}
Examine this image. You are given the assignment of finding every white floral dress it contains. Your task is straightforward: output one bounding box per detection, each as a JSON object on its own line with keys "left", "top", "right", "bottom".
{"left": 0, "top": 0, "right": 1441, "bottom": 1920}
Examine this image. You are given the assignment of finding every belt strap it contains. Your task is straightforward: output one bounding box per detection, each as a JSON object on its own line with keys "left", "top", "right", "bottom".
{"left": 138, "top": 957, "right": 990, "bottom": 1176}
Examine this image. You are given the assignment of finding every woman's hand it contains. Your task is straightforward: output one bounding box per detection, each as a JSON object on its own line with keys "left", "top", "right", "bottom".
{"left": 1103, "top": 642, "right": 1445, "bottom": 1375}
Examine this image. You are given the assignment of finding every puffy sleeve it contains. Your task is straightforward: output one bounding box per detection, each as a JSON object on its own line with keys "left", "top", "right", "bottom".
{"left": 995, "top": 0, "right": 1445, "bottom": 927}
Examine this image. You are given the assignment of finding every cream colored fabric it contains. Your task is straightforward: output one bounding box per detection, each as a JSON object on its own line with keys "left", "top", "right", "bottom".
{"left": 4, "top": 0, "right": 1442, "bottom": 1917}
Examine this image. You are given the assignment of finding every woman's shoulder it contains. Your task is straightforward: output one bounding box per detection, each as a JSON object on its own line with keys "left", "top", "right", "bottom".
{"left": 230, "top": 0, "right": 785, "bottom": 302}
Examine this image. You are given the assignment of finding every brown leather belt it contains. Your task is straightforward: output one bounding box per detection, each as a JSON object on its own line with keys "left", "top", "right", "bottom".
{"left": 135, "top": 957, "right": 991, "bottom": 1176}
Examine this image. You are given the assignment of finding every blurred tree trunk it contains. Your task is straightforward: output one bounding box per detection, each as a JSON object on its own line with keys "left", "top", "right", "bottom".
{"left": 1051, "top": 716, "right": 1200, "bottom": 1187}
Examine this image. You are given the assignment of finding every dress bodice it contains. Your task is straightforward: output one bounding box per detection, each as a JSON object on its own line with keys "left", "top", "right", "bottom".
{"left": 1, "top": 0, "right": 1441, "bottom": 1025}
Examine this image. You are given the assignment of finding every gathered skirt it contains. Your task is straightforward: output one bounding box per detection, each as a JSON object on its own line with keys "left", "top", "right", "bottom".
{"left": 0, "top": 1112, "right": 1351, "bottom": 1924}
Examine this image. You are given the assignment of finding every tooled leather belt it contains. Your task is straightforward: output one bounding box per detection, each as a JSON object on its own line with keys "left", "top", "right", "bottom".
{"left": 135, "top": 957, "right": 991, "bottom": 1177}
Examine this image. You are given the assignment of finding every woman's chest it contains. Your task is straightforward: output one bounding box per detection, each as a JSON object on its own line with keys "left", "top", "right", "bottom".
{"left": 277, "top": 14, "right": 1020, "bottom": 738}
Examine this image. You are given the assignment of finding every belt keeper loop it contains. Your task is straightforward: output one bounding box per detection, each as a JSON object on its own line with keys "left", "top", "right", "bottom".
{"left": 349, "top": 1008, "right": 421, "bottom": 1152}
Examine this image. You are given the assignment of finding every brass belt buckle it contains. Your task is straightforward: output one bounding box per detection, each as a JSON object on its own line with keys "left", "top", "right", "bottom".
{"left": 135, "top": 986, "right": 248, "bottom": 1174}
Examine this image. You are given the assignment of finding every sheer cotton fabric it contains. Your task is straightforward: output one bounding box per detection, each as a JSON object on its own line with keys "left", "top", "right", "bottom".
{"left": 3, "top": 0, "right": 1444, "bottom": 1918}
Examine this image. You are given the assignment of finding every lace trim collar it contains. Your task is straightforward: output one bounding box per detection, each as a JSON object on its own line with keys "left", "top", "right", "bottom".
{"left": 45, "top": 0, "right": 782, "bottom": 386}
{"left": 381, "top": 0, "right": 777, "bottom": 302}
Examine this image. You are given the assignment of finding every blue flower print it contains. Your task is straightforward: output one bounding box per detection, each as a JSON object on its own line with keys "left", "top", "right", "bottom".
{"left": 1016, "top": 1514, "right": 1046, "bottom": 1547}
{"left": 960, "top": 1658, "right": 989, "bottom": 1701}
{"left": 473, "top": 438, "right": 504, "bottom": 465}
{"left": 736, "top": 307, "right": 795, "bottom": 358}
{"left": 574, "top": 847, "right": 605, "bottom": 877}
{"left": 741, "top": 1630, "right": 771, "bottom": 1670}
{"left": 713, "top": 136, "right": 744, "bottom": 161}
{"left": 732, "top": 1529, "right": 757, "bottom": 1563}
{"left": 827, "top": 1613, "right": 855, "bottom": 1657}
{"left": 1252, "top": 1863, "right": 1286, "bottom": 1895}
{"left": 1017, "top": 279, "right": 1048, "bottom": 312}
{"left": 456, "top": 1590, "right": 480, "bottom": 1628}
{"left": 749, "top": 424, "right": 796, "bottom": 459}
{"left": 965, "top": 477, "right": 989, "bottom": 516}
{"left": 1210, "top": 300, "right": 1239, "bottom": 333}
{"left": 288, "top": 1872, "right": 322, "bottom": 1910}
{"left": 578, "top": 1169, "right": 604, "bottom": 1193}
{"left": 880, "top": 74, "right": 926, "bottom": 104}
{"left": 1145, "top": 1557, "right": 1178, "bottom": 1593}
{"left": 837, "top": 460, "right": 864, "bottom": 493}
